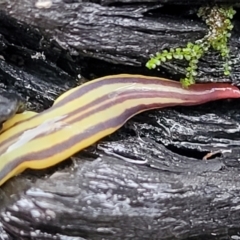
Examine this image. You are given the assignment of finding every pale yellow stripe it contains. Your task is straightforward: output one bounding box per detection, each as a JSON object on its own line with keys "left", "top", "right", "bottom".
{"left": 0, "top": 97, "right": 189, "bottom": 170}
{"left": 0, "top": 79, "right": 194, "bottom": 155}
{"left": 1, "top": 111, "right": 37, "bottom": 132}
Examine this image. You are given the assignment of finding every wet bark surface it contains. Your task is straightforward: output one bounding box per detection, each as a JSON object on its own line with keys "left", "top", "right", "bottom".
{"left": 0, "top": 0, "right": 240, "bottom": 239}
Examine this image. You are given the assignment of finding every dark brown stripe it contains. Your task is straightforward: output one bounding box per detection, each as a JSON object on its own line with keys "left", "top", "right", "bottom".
{"left": 0, "top": 76, "right": 175, "bottom": 136}
{"left": 0, "top": 82, "right": 228, "bottom": 155}
{"left": 2, "top": 76, "right": 237, "bottom": 137}
{"left": 0, "top": 88, "right": 208, "bottom": 183}
{"left": 0, "top": 88, "right": 196, "bottom": 153}
{"left": 52, "top": 76, "right": 181, "bottom": 108}
{"left": 1, "top": 75, "right": 239, "bottom": 185}
{"left": 0, "top": 101, "right": 179, "bottom": 182}
{"left": 1, "top": 75, "right": 230, "bottom": 150}
{"left": 0, "top": 83, "right": 235, "bottom": 182}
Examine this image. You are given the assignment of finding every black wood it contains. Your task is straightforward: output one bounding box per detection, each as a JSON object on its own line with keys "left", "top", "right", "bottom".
{"left": 0, "top": 1, "right": 240, "bottom": 239}
{"left": 0, "top": 0, "right": 240, "bottom": 84}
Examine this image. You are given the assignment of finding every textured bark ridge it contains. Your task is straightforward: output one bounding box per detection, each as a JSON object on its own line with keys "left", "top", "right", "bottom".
{"left": 0, "top": 1, "right": 240, "bottom": 239}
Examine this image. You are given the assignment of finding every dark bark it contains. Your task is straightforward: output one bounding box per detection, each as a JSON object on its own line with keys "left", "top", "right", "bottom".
{"left": 0, "top": 151, "right": 237, "bottom": 240}
{"left": 0, "top": 0, "right": 240, "bottom": 85}
{"left": 0, "top": 1, "right": 240, "bottom": 239}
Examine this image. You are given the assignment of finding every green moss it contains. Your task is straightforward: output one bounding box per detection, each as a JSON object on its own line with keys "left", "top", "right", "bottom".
{"left": 146, "top": 5, "right": 236, "bottom": 87}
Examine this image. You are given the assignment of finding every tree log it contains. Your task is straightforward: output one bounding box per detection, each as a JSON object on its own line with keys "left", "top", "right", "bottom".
{"left": 0, "top": 1, "right": 240, "bottom": 239}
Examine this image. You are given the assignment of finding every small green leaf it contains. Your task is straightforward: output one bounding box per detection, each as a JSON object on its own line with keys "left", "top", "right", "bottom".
{"left": 224, "top": 70, "right": 230, "bottom": 75}
{"left": 184, "top": 55, "right": 191, "bottom": 61}
{"left": 187, "top": 42, "right": 194, "bottom": 48}
{"left": 176, "top": 48, "right": 182, "bottom": 53}
{"left": 161, "top": 56, "right": 166, "bottom": 62}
